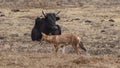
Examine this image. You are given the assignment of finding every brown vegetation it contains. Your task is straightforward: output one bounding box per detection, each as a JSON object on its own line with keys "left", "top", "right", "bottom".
{"left": 0, "top": 0, "right": 120, "bottom": 68}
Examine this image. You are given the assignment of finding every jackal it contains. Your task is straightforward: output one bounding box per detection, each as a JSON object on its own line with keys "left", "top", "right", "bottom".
{"left": 41, "top": 33, "right": 87, "bottom": 55}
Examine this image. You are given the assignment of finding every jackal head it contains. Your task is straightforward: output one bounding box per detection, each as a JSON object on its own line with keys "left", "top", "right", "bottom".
{"left": 41, "top": 32, "right": 47, "bottom": 41}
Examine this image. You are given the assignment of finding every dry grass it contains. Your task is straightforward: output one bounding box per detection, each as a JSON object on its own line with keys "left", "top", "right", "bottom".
{"left": 0, "top": 0, "right": 120, "bottom": 68}
{"left": 0, "top": 52, "right": 119, "bottom": 68}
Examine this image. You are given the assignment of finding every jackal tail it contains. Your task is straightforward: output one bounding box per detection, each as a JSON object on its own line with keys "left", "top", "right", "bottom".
{"left": 79, "top": 41, "right": 87, "bottom": 52}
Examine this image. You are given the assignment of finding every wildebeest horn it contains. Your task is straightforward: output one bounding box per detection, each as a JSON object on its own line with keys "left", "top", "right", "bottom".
{"left": 56, "top": 11, "right": 61, "bottom": 15}
{"left": 42, "top": 11, "right": 46, "bottom": 17}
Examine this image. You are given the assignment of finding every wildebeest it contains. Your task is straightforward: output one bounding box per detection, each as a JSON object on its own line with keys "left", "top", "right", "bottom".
{"left": 41, "top": 33, "right": 87, "bottom": 55}
{"left": 31, "top": 11, "right": 61, "bottom": 41}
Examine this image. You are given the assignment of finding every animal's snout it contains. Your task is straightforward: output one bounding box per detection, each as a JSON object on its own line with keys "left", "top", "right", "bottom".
{"left": 54, "top": 26, "right": 58, "bottom": 30}
{"left": 52, "top": 26, "right": 58, "bottom": 30}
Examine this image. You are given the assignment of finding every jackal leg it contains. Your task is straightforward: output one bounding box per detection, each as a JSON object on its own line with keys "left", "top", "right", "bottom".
{"left": 72, "top": 44, "right": 79, "bottom": 55}
{"left": 54, "top": 44, "right": 59, "bottom": 53}
{"left": 62, "top": 46, "right": 65, "bottom": 54}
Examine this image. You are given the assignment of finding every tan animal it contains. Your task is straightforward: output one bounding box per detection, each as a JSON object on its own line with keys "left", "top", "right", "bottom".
{"left": 41, "top": 33, "right": 87, "bottom": 55}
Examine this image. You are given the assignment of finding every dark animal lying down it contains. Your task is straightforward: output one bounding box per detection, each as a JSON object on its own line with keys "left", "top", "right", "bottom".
{"left": 31, "top": 11, "right": 61, "bottom": 41}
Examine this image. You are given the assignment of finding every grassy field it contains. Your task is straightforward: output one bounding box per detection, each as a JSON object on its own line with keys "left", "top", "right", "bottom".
{"left": 0, "top": 0, "right": 120, "bottom": 68}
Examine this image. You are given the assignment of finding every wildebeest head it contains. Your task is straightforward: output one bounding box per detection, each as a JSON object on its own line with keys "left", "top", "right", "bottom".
{"left": 42, "top": 11, "right": 60, "bottom": 31}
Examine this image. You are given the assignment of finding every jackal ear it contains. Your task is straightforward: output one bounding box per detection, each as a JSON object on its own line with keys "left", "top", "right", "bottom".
{"left": 41, "top": 32, "right": 46, "bottom": 36}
